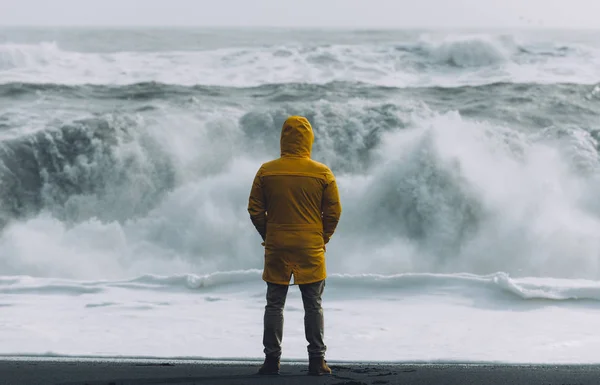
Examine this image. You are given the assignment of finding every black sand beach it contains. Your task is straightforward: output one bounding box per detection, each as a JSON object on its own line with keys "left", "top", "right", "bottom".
{"left": 1, "top": 358, "right": 598, "bottom": 385}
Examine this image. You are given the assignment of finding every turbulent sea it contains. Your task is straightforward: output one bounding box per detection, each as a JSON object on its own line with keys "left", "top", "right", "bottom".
{"left": 1, "top": 28, "right": 600, "bottom": 362}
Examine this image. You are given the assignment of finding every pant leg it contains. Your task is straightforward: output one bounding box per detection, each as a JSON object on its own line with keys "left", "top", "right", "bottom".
{"left": 299, "top": 280, "right": 326, "bottom": 358}
{"left": 263, "top": 282, "right": 289, "bottom": 359}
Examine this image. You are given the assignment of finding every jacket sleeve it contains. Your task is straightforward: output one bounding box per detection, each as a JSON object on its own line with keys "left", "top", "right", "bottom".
{"left": 322, "top": 170, "right": 342, "bottom": 244}
{"left": 248, "top": 166, "right": 267, "bottom": 241}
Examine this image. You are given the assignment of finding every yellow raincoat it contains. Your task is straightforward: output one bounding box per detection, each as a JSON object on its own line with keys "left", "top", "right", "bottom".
{"left": 248, "top": 116, "right": 342, "bottom": 285}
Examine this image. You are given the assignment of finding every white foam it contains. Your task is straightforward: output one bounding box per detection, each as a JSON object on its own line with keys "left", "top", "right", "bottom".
{"left": 0, "top": 35, "right": 599, "bottom": 87}
{"left": 0, "top": 42, "right": 63, "bottom": 70}
{"left": 336, "top": 111, "right": 600, "bottom": 279}
{"left": 2, "top": 272, "right": 600, "bottom": 362}
{"left": 421, "top": 34, "right": 514, "bottom": 67}
{"left": 3, "top": 270, "right": 600, "bottom": 302}
{"left": 3, "top": 106, "right": 600, "bottom": 281}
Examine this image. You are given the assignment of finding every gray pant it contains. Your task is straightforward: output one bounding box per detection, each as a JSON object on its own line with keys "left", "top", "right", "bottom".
{"left": 263, "top": 280, "right": 326, "bottom": 359}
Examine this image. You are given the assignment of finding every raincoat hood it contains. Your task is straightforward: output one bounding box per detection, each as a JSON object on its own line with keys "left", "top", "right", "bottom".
{"left": 280, "top": 116, "right": 314, "bottom": 158}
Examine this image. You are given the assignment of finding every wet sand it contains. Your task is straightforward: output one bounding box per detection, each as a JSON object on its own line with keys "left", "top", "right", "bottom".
{"left": 1, "top": 357, "right": 598, "bottom": 385}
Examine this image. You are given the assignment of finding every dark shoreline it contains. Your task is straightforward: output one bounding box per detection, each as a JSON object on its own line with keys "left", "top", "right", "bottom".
{"left": 1, "top": 357, "right": 599, "bottom": 385}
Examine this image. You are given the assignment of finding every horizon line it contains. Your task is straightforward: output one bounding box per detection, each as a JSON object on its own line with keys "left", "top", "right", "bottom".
{"left": 1, "top": 24, "right": 599, "bottom": 31}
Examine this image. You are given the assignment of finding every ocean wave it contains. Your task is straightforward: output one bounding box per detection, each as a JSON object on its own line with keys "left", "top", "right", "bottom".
{"left": 329, "top": 272, "right": 600, "bottom": 301}
{"left": 0, "top": 42, "right": 62, "bottom": 70}
{"left": 418, "top": 35, "right": 516, "bottom": 67}
{"left": 3, "top": 271, "right": 600, "bottom": 301}
{"left": 0, "top": 113, "right": 176, "bottom": 226}
{"left": 1, "top": 80, "right": 598, "bottom": 102}
{"left": 2, "top": 103, "right": 600, "bottom": 280}
{"left": 0, "top": 34, "right": 598, "bottom": 87}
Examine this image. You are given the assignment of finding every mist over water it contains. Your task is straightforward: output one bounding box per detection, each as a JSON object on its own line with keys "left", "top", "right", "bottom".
{"left": 1, "top": 28, "right": 600, "bottom": 281}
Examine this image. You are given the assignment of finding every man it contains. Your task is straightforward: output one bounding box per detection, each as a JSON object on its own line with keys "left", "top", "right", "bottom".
{"left": 248, "top": 116, "right": 342, "bottom": 376}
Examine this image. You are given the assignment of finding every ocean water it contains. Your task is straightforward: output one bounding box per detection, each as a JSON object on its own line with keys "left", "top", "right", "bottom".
{"left": 2, "top": 27, "right": 600, "bottom": 363}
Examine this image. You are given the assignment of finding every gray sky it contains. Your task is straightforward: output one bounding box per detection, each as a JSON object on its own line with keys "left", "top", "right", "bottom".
{"left": 1, "top": 0, "right": 599, "bottom": 28}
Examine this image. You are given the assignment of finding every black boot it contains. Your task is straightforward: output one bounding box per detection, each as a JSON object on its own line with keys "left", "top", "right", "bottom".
{"left": 257, "top": 356, "right": 280, "bottom": 375}
{"left": 308, "top": 357, "right": 331, "bottom": 376}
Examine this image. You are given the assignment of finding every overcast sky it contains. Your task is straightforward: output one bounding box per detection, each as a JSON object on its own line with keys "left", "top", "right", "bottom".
{"left": 1, "top": 0, "right": 599, "bottom": 28}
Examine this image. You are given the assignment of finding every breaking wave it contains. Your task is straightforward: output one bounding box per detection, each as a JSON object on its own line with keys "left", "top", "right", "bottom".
{"left": 4, "top": 270, "right": 600, "bottom": 302}
{"left": 0, "top": 114, "right": 175, "bottom": 227}
{"left": 0, "top": 32, "right": 599, "bottom": 86}
{"left": 420, "top": 35, "right": 515, "bottom": 67}
{"left": 0, "top": 42, "right": 62, "bottom": 70}
{"left": 2, "top": 92, "right": 600, "bottom": 280}
{"left": 2, "top": 30, "right": 600, "bottom": 283}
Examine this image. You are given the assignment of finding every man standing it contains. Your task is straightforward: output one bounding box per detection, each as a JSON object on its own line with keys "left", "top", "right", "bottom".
{"left": 248, "top": 116, "right": 342, "bottom": 376}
